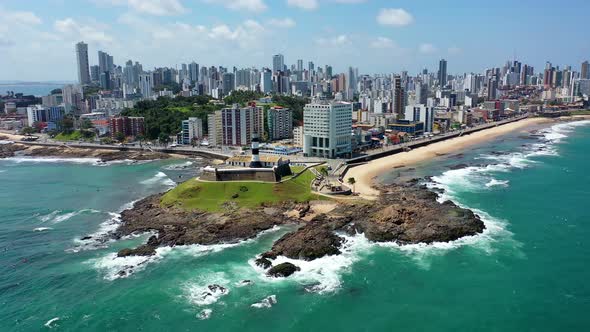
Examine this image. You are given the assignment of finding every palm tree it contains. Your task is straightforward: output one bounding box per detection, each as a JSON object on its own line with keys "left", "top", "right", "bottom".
{"left": 347, "top": 177, "right": 356, "bottom": 193}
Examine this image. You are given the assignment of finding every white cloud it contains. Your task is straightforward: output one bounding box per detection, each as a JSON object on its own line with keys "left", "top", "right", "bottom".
{"left": 93, "top": 0, "right": 186, "bottom": 16}
{"left": 448, "top": 46, "right": 462, "bottom": 55}
{"left": 54, "top": 18, "right": 114, "bottom": 44}
{"left": 377, "top": 8, "right": 413, "bottom": 27}
{"left": 287, "top": 0, "right": 318, "bottom": 10}
{"left": 204, "top": 0, "right": 267, "bottom": 12}
{"left": 0, "top": 7, "right": 42, "bottom": 26}
{"left": 370, "top": 37, "right": 397, "bottom": 49}
{"left": 268, "top": 18, "right": 296, "bottom": 28}
{"left": 418, "top": 43, "right": 437, "bottom": 54}
{"left": 315, "top": 34, "right": 351, "bottom": 47}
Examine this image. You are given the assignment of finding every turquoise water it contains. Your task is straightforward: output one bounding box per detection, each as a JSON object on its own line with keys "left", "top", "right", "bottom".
{"left": 1, "top": 121, "right": 590, "bottom": 331}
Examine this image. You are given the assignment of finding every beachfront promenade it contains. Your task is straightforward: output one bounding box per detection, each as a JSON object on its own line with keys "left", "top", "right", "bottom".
{"left": 346, "top": 114, "right": 530, "bottom": 165}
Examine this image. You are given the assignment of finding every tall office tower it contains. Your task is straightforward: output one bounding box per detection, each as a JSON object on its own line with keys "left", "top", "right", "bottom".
{"left": 107, "top": 54, "right": 114, "bottom": 72}
{"left": 75, "top": 42, "right": 91, "bottom": 85}
{"left": 139, "top": 73, "right": 153, "bottom": 98}
{"left": 308, "top": 61, "right": 315, "bottom": 74}
{"left": 261, "top": 69, "right": 272, "bottom": 94}
{"left": 297, "top": 59, "right": 303, "bottom": 72}
{"left": 581, "top": 61, "right": 590, "bottom": 80}
{"left": 438, "top": 59, "right": 448, "bottom": 87}
{"left": 123, "top": 60, "right": 135, "bottom": 86}
{"left": 221, "top": 72, "right": 235, "bottom": 96}
{"left": 392, "top": 75, "right": 404, "bottom": 116}
{"left": 415, "top": 81, "right": 428, "bottom": 105}
{"left": 302, "top": 100, "right": 352, "bottom": 158}
{"left": 90, "top": 65, "right": 100, "bottom": 83}
{"left": 487, "top": 78, "right": 498, "bottom": 100}
{"left": 325, "top": 65, "right": 333, "bottom": 79}
{"left": 189, "top": 62, "right": 199, "bottom": 83}
{"left": 272, "top": 54, "right": 285, "bottom": 74}
{"left": 98, "top": 51, "right": 109, "bottom": 73}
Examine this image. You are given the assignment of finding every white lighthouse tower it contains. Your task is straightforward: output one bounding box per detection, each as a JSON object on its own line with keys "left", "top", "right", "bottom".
{"left": 249, "top": 134, "right": 262, "bottom": 168}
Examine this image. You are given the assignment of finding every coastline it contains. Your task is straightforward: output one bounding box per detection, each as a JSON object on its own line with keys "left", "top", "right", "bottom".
{"left": 344, "top": 116, "right": 589, "bottom": 199}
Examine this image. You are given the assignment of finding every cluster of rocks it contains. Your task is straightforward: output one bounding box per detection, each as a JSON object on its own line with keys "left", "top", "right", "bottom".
{"left": 106, "top": 180, "right": 486, "bottom": 278}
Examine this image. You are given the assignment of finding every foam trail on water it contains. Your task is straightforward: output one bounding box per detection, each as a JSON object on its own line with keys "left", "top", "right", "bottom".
{"left": 38, "top": 209, "right": 100, "bottom": 225}
{"left": 163, "top": 161, "right": 194, "bottom": 170}
{"left": 141, "top": 171, "right": 176, "bottom": 187}
{"left": 33, "top": 227, "right": 53, "bottom": 232}
{"left": 5, "top": 156, "right": 101, "bottom": 165}
{"left": 485, "top": 179, "right": 509, "bottom": 188}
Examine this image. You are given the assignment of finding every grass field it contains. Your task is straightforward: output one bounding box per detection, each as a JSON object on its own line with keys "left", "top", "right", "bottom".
{"left": 54, "top": 131, "right": 83, "bottom": 141}
{"left": 570, "top": 110, "right": 590, "bottom": 115}
{"left": 160, "top": 169, "right": 324, "bottom": 212}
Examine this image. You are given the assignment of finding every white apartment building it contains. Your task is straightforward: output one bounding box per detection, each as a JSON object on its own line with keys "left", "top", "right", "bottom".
{"left": 293, "top": 126, "right": 303, "bottom": 147}
{"left": 404, "top": 104, "right": 435, "bottom": 133}
{"left": 303, "top": 101, "right": 352, "bottom": 158}
{"left": 182, "top": 117, "right": 203, "bottom": 145}
{"left": 207, "top": 106, "right": 264, "bottom": 146}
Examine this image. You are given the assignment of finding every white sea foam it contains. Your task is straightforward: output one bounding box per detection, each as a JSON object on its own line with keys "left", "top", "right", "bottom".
{"left": 251, "top": 232, "right": 372, "bottom": 294}
{"left": 5, "top": 156, "right": 101, "bottom": 165}
{"left": 44, "top": 317, "right": 60, "bottom": 328}
{"left": 485, "top": 179, "right": 510, "bottom": 188}
{"left": 163, "top": 161, "right": 194, "bottom": 170}
{"left": 33, "top": 227, "right": 53, "bottom": 232}
{"left": 185, "top": 272, "right": 231, "bottom": 306}
{"left": 39, "top": 209, "right": 100, "bottom": 225}
{"left": 251, "top": 295, "right": 277, "bottom": 309}
{"left": 541, "top": 120, "right": 590, "bottom": 143}
{"left": 197, "top": 309, "right": 212, "bottom": 320}
{"left": 141, "top": 171, "right": 176, "bottom": 187}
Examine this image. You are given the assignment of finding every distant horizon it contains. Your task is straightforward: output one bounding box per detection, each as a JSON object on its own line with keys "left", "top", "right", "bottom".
{"left": 1, "top": 0, "right": 590, "bottom": 81}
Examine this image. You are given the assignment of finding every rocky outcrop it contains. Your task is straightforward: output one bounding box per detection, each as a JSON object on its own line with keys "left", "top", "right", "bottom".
{"left": 0, "top": 143, "right": 27, "bottom": 158}
{"left": 107, "top": 178, "right": 485, "bottom": 279}
{"left": 23, "top": 146, "right": 171, "bottom": 162}
{"left": 113, "top": 194, "right": 296, "bottom": 256}
{"left": 267, "top": 263, "right": 300, "bottom": 277}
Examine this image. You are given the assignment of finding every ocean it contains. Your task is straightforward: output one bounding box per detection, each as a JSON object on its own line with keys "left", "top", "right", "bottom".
{"left": 1, "top": 120, "right": 589, "bottom": 331}
{"left": 0, "top": 83, "right": 70, "bottom": 97}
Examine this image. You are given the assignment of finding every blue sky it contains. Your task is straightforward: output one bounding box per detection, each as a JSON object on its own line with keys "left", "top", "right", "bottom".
{"left": 1, "top": 0, "right": 589, "bottom": 81}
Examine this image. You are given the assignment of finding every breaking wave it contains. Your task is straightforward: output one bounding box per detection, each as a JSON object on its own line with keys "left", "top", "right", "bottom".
{"left": 163, "top": 161, "right": 194, "bottom": 170}
{"left": 141, "top": 171, "right": 176, "bottom": 187}
{"left": 38, "top": 209, "right": 100, "bottom": 225}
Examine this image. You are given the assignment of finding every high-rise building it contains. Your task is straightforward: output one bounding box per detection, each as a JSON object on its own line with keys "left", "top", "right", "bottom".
{"left": 392, "top": 75, "right": 404, "bottom": 116}
{"left": 303, "top": 100, "right": 352, "bottom": 158}
{"left": 189, "top": 62, "right": 199, "bottom": 83}
{"left": 90, "top": 65, "right": 100, "bottom": 83}
{"left": 267, "top": 106, "right": 293, "bottom": 141}
{"left": 109, "top": 116, "right": 145, "bottom": 139}
{"left": 181, "top": 117, "right": 204, "bottom": 144}
{"left": 581, "top": 61, "right": 590, "bottom": 80}
{"left": 261, "top": 69, "right": 272, "bottom": 94}
{"left": 139, "top": 73, "right": 153, "bottom": 98}
{"left": 438, "top": 59, "right": 448, "bottom": 87}
{"left": 219, "top": 105, "right": 264, "bottom": 146}
{"left": 222, "top": 72, "right": 235, "bottom": 96}
{"left": 75, "top": 42, "right": 91, "bottom": 85}
{"left": 207, "top": 110, "right": 222, "bottom": 146}
{"left": 98, "top": 51, "right": 110, "bottom": 73}
{"left": 272, "top": 54, "right": 284, "bottom": 74}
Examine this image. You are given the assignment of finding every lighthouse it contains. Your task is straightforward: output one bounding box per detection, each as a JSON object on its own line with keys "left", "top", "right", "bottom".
{"left": 249, "top": 134, "right": 263, "bottom": 168}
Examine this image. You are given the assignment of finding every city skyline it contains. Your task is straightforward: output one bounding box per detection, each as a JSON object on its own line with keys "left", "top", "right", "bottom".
{"left": 1, "top": 0, "right": 590, "bottom": 81}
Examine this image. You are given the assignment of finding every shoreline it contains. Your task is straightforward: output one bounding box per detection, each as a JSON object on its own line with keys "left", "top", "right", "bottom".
{"left": 344, "top": 116, "right": 590, "bottom": 199}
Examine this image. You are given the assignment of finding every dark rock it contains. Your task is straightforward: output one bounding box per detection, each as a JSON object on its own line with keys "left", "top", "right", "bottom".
{"left": 255, "top": 257, "right": 272, "bottom": 269}
{"left": 267, "top": 263, "right": 300, "bottom": 278}
{"left": 80, "top": 236, "right": 93, "bottom": 241}
{"left": 449, "top": 163, "right": 469, "bottom": 170}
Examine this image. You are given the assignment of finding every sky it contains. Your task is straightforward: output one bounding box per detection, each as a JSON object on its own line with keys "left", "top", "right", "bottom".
{"left": 1, "top": 0, "right": 590, "bottom": 81}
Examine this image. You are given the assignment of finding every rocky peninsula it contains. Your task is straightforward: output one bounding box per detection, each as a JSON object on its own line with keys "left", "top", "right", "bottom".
{"left": 105, "top": 179, "right": 485, "bottom": 277}
{"left": 0, "top": 142, "right": 174, "bottom": 162}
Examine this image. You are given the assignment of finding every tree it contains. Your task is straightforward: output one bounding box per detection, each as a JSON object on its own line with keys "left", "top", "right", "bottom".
{"left": 21, "top": 126, "right": 36, "bottom": 135}
{"left": 50, "top": 88, "right": 62, "bottom": 95}
{"left": 320, "top": 167, "right": 329, "bottom": 177}
{"left": 115, "top": 131, "right": 126, "bottom": 143}
{"left": 59, "top": 114, "right": 75, "bottom": 134}
{"left": 347, "top": 177, "right": 356, "bottom": 193}
{"left": 158, "top": 132, "right": 171, "bottom": 144}
{"left": 80, "top": 118, "right": 94, "bottom": 130}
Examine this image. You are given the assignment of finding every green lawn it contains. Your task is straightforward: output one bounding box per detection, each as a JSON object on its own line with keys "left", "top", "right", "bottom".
{"left": 161, "top": 169, "right": 324, "bottom": 212}
{"left": 570, "top": 110, "right": 590, "bottom": 115}
{"left": 54, "top": 131, "right": 83, "bottom": 141}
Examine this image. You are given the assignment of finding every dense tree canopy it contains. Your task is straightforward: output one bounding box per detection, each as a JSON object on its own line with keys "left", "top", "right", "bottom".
{"left": 273, "top": 95, "right": 309, "bottom": 124}
{"left": 224, "top": 90, "right": 265, "bottom": 106}
{"left": 121, "top": 95, "right": 222, "bottom": 140}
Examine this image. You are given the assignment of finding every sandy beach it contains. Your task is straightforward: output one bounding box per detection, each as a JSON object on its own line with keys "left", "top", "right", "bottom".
{"left": 345, "top": 117, "right": 553, "bottom": 199}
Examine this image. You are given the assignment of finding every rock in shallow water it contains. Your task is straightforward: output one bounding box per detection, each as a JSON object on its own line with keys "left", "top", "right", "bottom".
{"left": 251, "top": 295, "right": 277, "bottom": 308}
{"left": 267, "top": 262, "right": 300, "bottom": 278}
